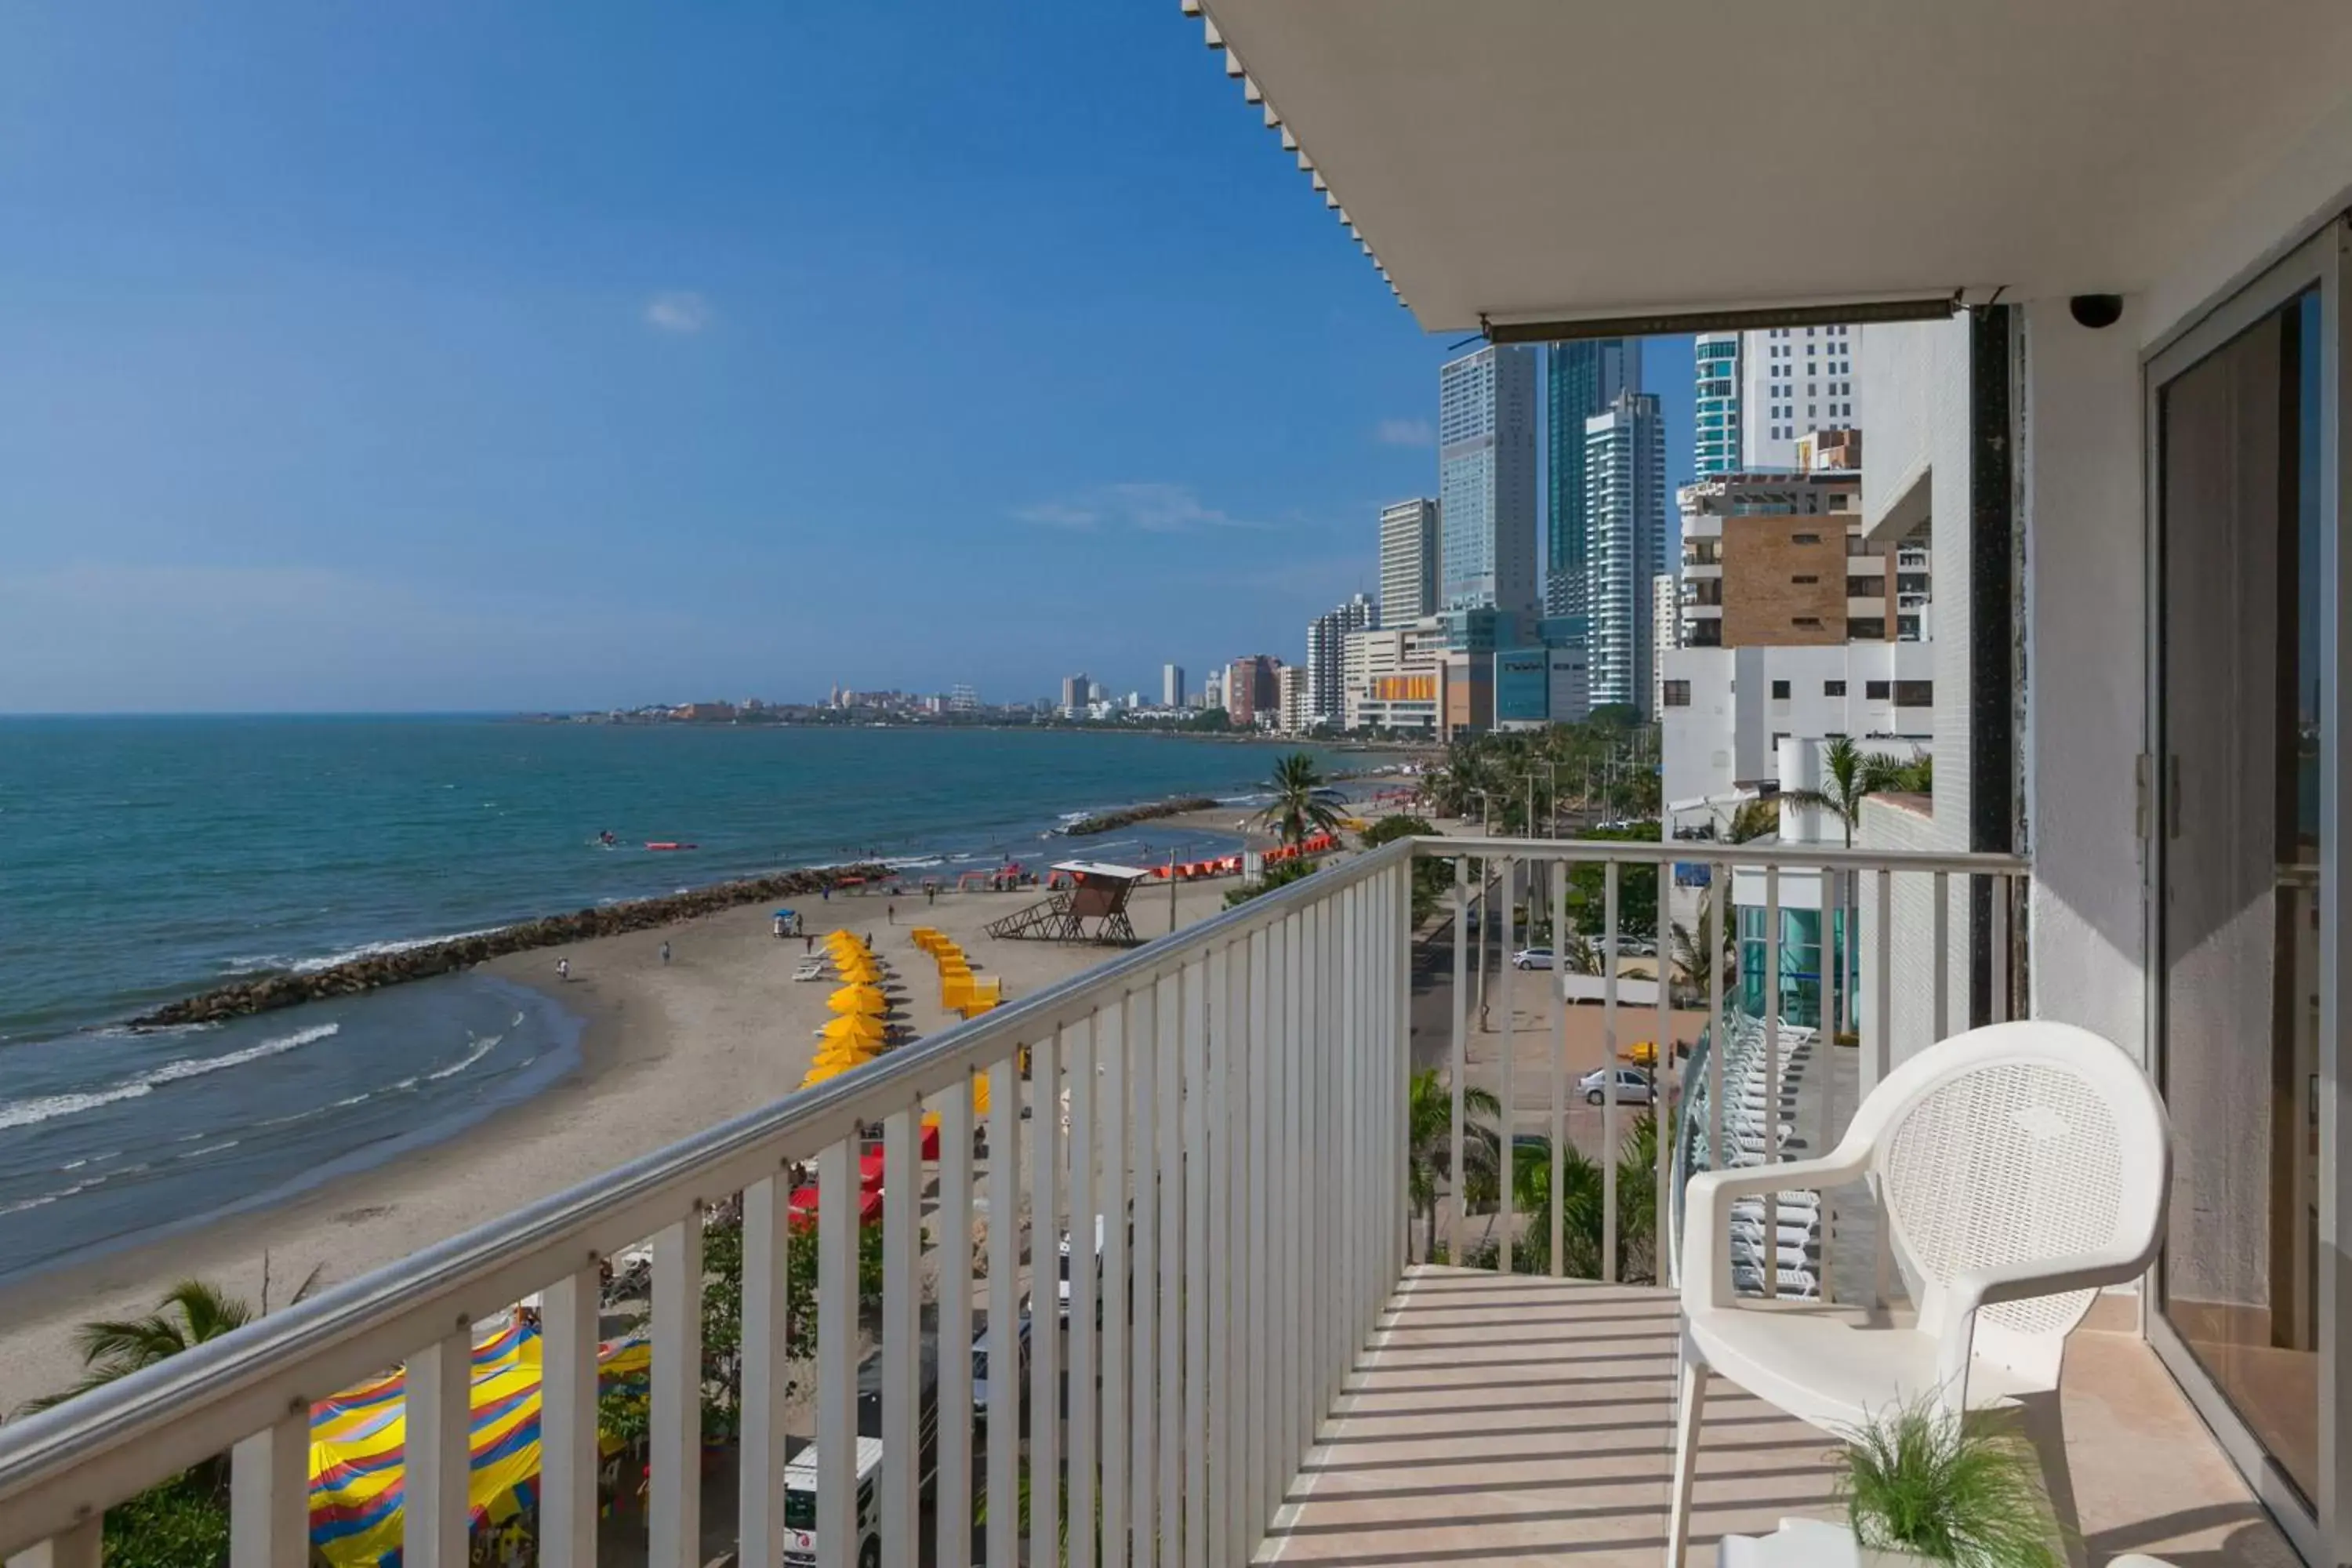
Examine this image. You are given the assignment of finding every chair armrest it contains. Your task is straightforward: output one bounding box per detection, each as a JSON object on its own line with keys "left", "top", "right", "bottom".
{"left": 1932, "top": 1244, "right": 2154, "bottom": 1402}
{"left": 1682, "top": 1142, "right": 1873, "bottom": 1311}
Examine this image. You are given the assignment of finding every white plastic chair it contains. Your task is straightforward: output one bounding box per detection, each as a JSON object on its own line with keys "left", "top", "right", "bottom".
{"left": 1666, "top": 1021, "right": 2170, "bottom": 1567}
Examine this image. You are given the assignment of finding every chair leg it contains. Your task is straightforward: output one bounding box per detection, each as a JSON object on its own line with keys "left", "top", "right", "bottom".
{"left": 2010, "top": 1389, "right": 2086, "bottom": 1568}
{"left": 1665, "top": 1355, "right": 1708, "bottom": 1567}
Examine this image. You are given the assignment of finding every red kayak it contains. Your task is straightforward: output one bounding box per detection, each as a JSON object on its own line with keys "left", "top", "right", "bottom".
{"left": 645, "top": 841, "right": 698, "bottom": 851}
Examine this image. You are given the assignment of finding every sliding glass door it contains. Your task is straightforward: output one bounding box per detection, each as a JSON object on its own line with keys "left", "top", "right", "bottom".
{"left": 2147, "top": 223, "right": 2344, "bottom": 1558}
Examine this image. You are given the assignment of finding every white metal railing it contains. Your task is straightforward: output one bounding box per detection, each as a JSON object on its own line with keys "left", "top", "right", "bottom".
{"left": 1418, "top": 836, "right": 2027, "bottom": 1312}
{"left": 0, "top": 843, "right": 1414, "bottom": 1568}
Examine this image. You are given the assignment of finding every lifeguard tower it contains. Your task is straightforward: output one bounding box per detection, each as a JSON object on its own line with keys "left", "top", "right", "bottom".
{"left": 983, "top": 860, "right": 1145, "bottom": 946}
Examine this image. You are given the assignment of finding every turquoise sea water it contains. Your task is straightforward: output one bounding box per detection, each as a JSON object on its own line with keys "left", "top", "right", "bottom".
{"left": 0, "top": 717, "right": 1328, "bottom": 1279}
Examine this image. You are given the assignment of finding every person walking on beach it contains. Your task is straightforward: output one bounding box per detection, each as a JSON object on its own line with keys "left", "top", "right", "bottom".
{"left": 659, "top": 940, "right": 671, "bottom": 966}
{"left": 804, "top": 933, "right": 815, "bottom": 953}
{"left": 556, "top": 957, "right": 570, "bottom": 983}
{"left": 887, "top": 902, "right": 896, "bottom": 925}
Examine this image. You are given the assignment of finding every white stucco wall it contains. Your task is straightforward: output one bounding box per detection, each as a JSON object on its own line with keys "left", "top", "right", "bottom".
{"left": 2019, "top": 296, "right": 2150, "bottom": 1068}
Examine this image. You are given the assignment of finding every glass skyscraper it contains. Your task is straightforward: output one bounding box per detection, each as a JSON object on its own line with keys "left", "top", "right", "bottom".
{"left": 1693, "top": 332, "right": 1741, "bottom": 476}
{"left": 1584, "top": 389, "right": 1668, "bottom": 714}
{"left": 1544, "top": 339, "right": 1642, "bottom": 616}
{"left": 1438, "top": 345, "right": 1539, "bottom": 622}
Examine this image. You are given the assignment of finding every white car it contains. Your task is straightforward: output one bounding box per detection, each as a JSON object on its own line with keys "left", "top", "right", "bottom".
{"left": 1580, "top": 1066, "right": 1656, "bottom": 1106}
{"left": 1510, "top": 947, "right": 1555, "bottom": 970}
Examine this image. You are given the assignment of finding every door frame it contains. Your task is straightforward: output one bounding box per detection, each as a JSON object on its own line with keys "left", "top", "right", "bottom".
{"left": 2141, "top": 216, "right": 2347, "bottom": 1567}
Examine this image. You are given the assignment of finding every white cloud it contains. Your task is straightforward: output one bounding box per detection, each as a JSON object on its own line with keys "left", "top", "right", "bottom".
{"left": 644, "top": 291, "right": 712, "bottom": 334}
{"left": 1375, "top": 417, "right": 1434, "bottom": 448}
{"left": 1011, "top": 482, "right": 1265, "bottom": 534}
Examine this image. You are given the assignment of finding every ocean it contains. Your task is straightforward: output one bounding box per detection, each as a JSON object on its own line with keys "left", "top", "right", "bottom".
{"left": 0, "top": 716, "right": 1344, "bottom": 1280}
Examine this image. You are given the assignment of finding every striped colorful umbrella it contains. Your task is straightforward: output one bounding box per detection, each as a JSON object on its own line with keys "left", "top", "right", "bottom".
{"left": 308, "top": 1319, "right": 652, "bottom": 1566}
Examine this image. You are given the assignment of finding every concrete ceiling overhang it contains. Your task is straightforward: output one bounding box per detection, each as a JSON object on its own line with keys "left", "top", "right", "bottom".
{"left": 1188, "top": 0, "right": 2352, "bottom": 334}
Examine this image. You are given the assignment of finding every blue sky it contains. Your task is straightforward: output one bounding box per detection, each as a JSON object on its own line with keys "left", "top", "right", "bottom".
{"left": 0, "top": 5, "right": 1692, "bottom": 712}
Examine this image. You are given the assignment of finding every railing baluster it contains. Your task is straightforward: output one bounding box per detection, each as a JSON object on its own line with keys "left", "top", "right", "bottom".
{"left": 228, "top": 1410, "right": 306, "bottom": 1568}
{"left": 1991, "top": 873, "right": 2012, "bottom": 1022}
{"left": 1550, "top": 860, "right": 1567, "bottom": 1276}
{"left": 1657, "top": 849, "right": 1675, "bottom": 1278}
{"left": 406, "top": 1325, "right": 474, "bottom": 1568}
{"left": 1875, "top": 866, "right": 1894, "bottom": 1310}
{"left": 816, "top": 1141, "right": 856, "bottom": 1568}
{"left": 1383, "top": 860, "right": 1402, "bottom": 1288}
{"left": 1244, "top": 926, "right": 1270, "bottom": 1552}
{"left": 1933, "top": 868, "right": 1951, "bottom": 1042}
{"left": 1820, "top": 860, "right": 1839, "bottom": 1306}
{"left": 1156, "top": 970, "right": 1184, "bottom": 1563}
{"left": 1602, "top": 859, "right": 1619, "bottom": 1283}
{"left": 986, "top": 1051, "right": 1021, "bottom": 1568}
{"left": 1283, "top": 909, "right": 1305, "bottom": 1484}
{"left": 1102, "top": 998, "right": 1132, "bottom": 1566}
{"left": 1206, "top": 944, "right": 1234, "bottom": 1566}
{"left": 1705, "top": 858, "right": 1727, "bottom": 1294}
{"left": 546, "top": 1262, "right": 604, "bottom": 1568}
{"left": 1497, "top": 857, "right": 1515, "bottom": 1275}
{"left": 1069, "top": 1014, "right": 1101, "bottom": 1568}
{"left": 883, "top": 1107, "right": 922, "bottom": 1566}
{"left": 1129, "top": 985, "right": 1158, "bottom": 1568}
{"left": 1030, "top": 1033, "right": 1064, "bottom": 1568}
{"left": 1221, "top": 938, "right": 1250, "bottom": 1564}
{"left": 1182, "top": 960, "right": 1210, "bottom": 1568}
{"left": 1449, "top": 856, "right": 1468, "bottom": 1264}
{"left": 654, "top": 1215, "right": 707, "bottom": 1566}
{"left": 937, "top": 1079, "right": 976, "bottom": 1568}
{"left": 1762, "top": 865, "right": 1782, "bottom": 1301}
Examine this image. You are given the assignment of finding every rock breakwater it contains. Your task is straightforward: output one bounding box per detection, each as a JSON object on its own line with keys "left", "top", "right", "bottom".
{"left": 132, "top": 865, "right": 888, "bottom": 1028}
{"left": 1062, "top": 797, "right": 1224, "bottom": 837}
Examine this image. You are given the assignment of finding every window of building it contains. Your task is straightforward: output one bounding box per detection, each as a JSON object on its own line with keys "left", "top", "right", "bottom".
{"left": 1851, "top": 618, "right": 1887, "bottom": 641}
{"left": 1791, "top": 573, "right": 1818, "bottom": 584}
{"left": 1770, "top": 679, "right": 1791, "bottom": 699}
{"left": 1824, "top": 680, "right": 1846, "bottom": 696}
{"left": 1865, "top": 679, "right": 1891, "bottom": 699}
{"left": 1847, "top": 575, "right": 1884, "bottom": 598}
{"left": 1791, "top": 615, "right": 1824, "bottom": 628}
{"left": 1662, "top": 680, "right": 1691, "bottom": 707}
{"left": 1894, "top": 680, "right": 1933, "bottom": 706}
{"left": 1791, "top": 532, "right": 1820, "bottom": 544}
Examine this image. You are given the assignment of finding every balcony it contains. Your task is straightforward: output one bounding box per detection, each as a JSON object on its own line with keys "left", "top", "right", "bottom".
{"left": 0, "top": 840, "right": 2299, "bottom": 1567}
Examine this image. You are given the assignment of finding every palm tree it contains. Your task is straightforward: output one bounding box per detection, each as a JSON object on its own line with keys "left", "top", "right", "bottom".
{"left": 1406, "top": 1069, "right": 1502, "bottom": 1262}
{"left": 1668, "top": 888, "right": 1737, "bottom": 1007}
{"left": 1508, "top": 1114, "right": 1662, "bottom": 1281}
{"left": 1725, "top": 797, "right": 1780, "bottom": 844}
{"left": 30, "top": 1280, "right": 252, "bottom": 1414}
{"left": 1254, "top": 752, "right": 1343, "bottom": 848}
{"left": 1776, "top": 735, "right": 1907, "bottom": 848}
{"left": 1422, "top": 736, "right": 1491, "bottom": 821}
{"left": 25, "top": 1269, "right": 322, "bottom": 1416}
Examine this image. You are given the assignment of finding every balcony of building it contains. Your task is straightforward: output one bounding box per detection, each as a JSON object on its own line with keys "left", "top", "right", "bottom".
{"left": 0, "top": 840, "right": 2305, "bottom": 1568}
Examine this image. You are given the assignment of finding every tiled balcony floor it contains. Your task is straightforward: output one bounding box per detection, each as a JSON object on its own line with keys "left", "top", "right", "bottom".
{"left": 1262, "top": 1268, "right": 2299, "bottom": 1566}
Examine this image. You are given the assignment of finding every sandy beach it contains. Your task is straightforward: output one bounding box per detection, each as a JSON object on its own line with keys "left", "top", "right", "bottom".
{"left": 0, "top": 870, "right": 1254, "bottom": 1415}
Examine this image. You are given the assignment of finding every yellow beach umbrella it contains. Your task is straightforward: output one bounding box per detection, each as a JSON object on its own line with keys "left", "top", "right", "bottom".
{"left": 800, "top": 1059, "right": 845, "bottom": 1087}
{"left": 811, "top": 1048, "right": 874, "bottom": 1073}
{"left": 836, "top": 964, "right": 882, "bottom": 984}
{"left": 971, "top": 1073, "right": 991, "bottom": 1116}
{"left": 822, "top": 1010, "right": 884, "bottom": 1034}
{"left": 829, "top": 990, "right": 887, "bottom": 1018}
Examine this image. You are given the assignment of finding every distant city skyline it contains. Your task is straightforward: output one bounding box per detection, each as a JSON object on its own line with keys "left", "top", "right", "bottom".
{"left": 0, "top": 5, "right": 1697, "bottom": 713}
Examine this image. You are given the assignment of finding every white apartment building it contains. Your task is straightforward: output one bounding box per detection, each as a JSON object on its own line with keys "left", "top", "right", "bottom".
{"left": 1651, "top": 572, "right": 1678, "bottom": 719}
{"left": 1377, "top": 498, "right": 1438, "bottom": 623}
{"left": 1276, "top": 662, "right": 1310, "bottom": 735}
{"left": 1305, "top": 592, "right": 1375, "bottom": 729}
{"left": 1341, "top": 616, "right": 1450, "bottom": 735}
{"left": 1744, "top": 323, "right": 1864, "bottom": 467}
{"left": 1160, "top": 662, "right": 1185, "bottom": 707}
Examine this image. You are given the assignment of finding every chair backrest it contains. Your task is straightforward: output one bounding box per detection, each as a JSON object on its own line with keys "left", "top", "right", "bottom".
{"left": 1845, "top": 1021, "right": 2169, "bottom": 1384}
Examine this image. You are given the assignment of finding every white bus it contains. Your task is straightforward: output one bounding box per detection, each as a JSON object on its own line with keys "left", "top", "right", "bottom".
{"left": 781, "top": 1332, "right": 938, "bottom": 1568}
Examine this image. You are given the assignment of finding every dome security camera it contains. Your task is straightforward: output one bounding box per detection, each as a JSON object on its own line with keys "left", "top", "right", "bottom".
{"left": 2069, "top": 294, "right": 2124, "bottom": 329}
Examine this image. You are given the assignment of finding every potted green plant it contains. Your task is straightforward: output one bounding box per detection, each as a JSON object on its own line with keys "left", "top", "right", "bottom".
{"left": 1838, "top": 1397, "right": 2064, "bottom": 1566}
{"left": 1718, "top": 1397, "right": 2065, "bottom": 1568}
